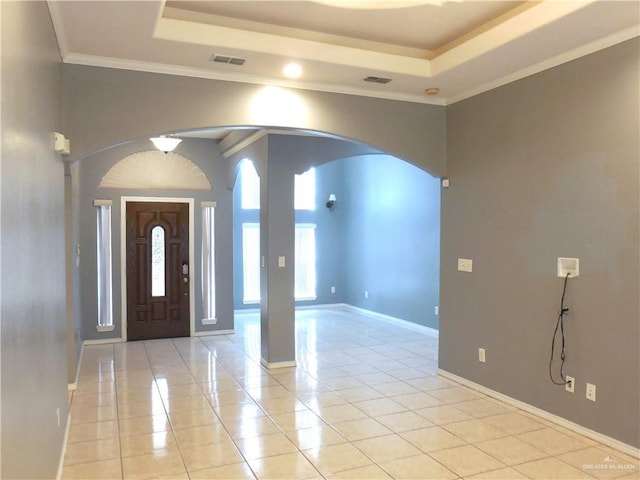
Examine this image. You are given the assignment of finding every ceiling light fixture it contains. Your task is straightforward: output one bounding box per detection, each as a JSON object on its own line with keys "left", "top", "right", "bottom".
{"left": 425, "top": 87, "right": 440, "bottom": 95}
{"left": 283, "top": 62, "right": 303, "bottom": 79}
{"left": 150, "top": 135, "right": 182, "bottom": 153}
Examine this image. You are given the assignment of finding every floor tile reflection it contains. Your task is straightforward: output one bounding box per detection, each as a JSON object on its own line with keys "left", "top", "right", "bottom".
{"left": 63, "top": 307, "right": 638, "bottom": 480}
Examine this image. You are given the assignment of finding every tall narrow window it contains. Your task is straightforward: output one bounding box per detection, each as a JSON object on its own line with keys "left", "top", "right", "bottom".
{"left": 95, "top": 200, "right": 113, "bottom": 330}
{"left": 295, "top": 167, "right": 315, "bottom": 211}
{"left": 295, "top": 224, "right": 316, "bottom": 300}
{"left": 242, "top": 223, "right": 260, "bottom": 304}
{"left": 201, "top": 202, "right": 216, "bottom": 324}
{"left": 240, "top": 160, "right": 260, "bottom": 210}
{"left": 151, "top": 226, "right": 165, "bottom": 297}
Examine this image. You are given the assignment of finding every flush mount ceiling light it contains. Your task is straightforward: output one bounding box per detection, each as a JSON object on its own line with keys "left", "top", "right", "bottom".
{"left": 283, "top": 62, "right": 303, "bottom": 79}
{"left": 425, "top": 87, "right": 440, "bottom": 95}
{"left": 150, "top": 135, "right": 182, "bottom": 153}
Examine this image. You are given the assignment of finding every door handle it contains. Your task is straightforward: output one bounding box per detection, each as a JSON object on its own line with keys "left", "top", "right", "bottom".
{"left": 182, "top": 262, "right": 189, "bottom": 282}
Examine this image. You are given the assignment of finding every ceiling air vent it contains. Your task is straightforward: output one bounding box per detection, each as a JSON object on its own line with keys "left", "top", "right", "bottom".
{"left": 210, "top": 54, "right": 246, "bottom": 66}
{"left": 363, "top": 76, "right": 392, "bottom": 84}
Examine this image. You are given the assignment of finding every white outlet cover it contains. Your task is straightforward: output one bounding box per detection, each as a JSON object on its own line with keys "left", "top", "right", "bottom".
{"left": 586, "top": 383, "right": 596, "bottom": 401}
{"left": 458, "top": 258, "right": 473, "bottom": 272}
{"left": 558, "top": 257, "right": 579, "bottom": 277}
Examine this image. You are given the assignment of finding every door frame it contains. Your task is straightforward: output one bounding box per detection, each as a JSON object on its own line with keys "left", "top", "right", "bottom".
{"left": 120, "top": 196, "right": 195, "bottom": 341}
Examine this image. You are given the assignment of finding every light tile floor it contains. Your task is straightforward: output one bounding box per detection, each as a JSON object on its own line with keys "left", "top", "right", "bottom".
{"left": 63, "top": 308, "right": 639, "bottom": 480}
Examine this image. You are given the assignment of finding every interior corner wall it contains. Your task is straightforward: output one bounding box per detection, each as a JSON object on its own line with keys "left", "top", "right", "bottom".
{"left": 440, "top": 38, "right": 639, "bottom": 447}
{"left": 1, "top": 2, "right": 69, "bottom": 478}
{"left": 77, "top": 138, "right": 234, "bottom": 341}
{"left": 341, "top": 154, "right": 441, "bottom": 328}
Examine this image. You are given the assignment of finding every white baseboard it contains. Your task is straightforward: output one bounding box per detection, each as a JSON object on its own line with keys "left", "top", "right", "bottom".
{"left": 56, "top": 411, "right": 72, "bottom": 480}
{"left": 438, "top": 369, "right": 640, "bottom": 459}
{"left": 235, "top": 308, "right": 259, "bottom": 314}
{"left": 193, "top": 329, "right": 235, "bottom": 337}
{"left": 341, "top": 304, "right": 439, "bottom": 338}
{"left": 296, "top": 303, "right": 346, "bottom": 311}
{"left": 260, "top": 358, "right": 297, "bottom": 369}
{"left": 84, "top": 337, "right": 123, "bottom": 345}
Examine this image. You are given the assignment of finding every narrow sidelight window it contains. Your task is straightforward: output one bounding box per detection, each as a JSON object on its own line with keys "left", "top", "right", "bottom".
{"left": 202, "top": 203, "right": 216, "bottom": 323}
{"left": 95, "top": 200, "right": 113, "bottom": 329}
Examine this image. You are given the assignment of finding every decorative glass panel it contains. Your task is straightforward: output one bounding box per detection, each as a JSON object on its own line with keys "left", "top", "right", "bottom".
{"left": 202, "top": 205, "right": 216, "bottom": 322}
{"left": 151, "top": 226, "right": 165, "bottom": 297}
{"left": 96, "top": 204, "right": 113, "bottom": 327}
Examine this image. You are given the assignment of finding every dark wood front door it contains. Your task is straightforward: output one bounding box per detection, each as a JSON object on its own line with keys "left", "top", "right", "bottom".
{"left": 126, "top": 202, "right": 190, "bottom": 341}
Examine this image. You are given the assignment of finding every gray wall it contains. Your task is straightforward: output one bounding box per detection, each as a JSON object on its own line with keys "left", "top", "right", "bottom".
{"left": 440, "top": 38, "right": 639, "bottom": 447}
{"left": 342, "top": 154, "right": 441, "bottom": 328}
{"left": 77, "top": 138, "right": 234, "bottom": 340}
{"left": 232, "top": 139, "right": 441, "bottom": 331}
{"left": 1, "top": 2, "right": 69, "bottom": 478}
{"left": 62, "top": 64, "right": 447, "bottom": 176}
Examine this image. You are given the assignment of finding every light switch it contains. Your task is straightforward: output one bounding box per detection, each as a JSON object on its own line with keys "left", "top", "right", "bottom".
{"left": 278, "top": 256, "right": 286, "bottom": 268}
{"left": 458, "top": 258, "right": 473, "bottom": 272}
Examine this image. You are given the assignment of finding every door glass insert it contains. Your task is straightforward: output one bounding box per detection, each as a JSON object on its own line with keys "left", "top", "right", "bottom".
{"left": 151, "top": 225, "right": 165, "bottom": 297}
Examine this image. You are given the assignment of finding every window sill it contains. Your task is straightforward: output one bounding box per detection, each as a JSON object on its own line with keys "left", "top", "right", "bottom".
{"left": 202, "top": 318, "right": 218, "bottom": 325}
{"left": 295, "top": 297, "right": 317, "bottom": 302}
{"left": 96, "top": 325, "right": 115, "bottom": 332}
{"left": 243, "top": 300, "right": 260, "bottom": 305}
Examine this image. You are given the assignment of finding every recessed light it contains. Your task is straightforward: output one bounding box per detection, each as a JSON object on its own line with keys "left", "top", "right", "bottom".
{"left": 425, "top": 87, "right": 440, "bottom": 95}
{"left": 283, "top": 63, "right": 303, "bottom": 79}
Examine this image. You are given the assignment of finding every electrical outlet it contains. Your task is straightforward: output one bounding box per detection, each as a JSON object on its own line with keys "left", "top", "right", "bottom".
{"left": 331, "top": 286, "right": 336, "bottom": 294}
{"left": 434, "top": 306, "right": 439, "bottom": 315}
{"left": 458, "top": 258, "right": 473, "bottom": 272}
{"left": 56, "top": 407, "right": 60, "bottom": 427}
{"left": 565, "top": 376, "right": 575, "bottom": 393}
{"left": 586, "top": 383, "right": 596, "bottom": 402}
{"left": 558, "top": 257, "right": 579, "bottom": 278}
{"left": 478, "top": 348, "right": 486, "bottom": 363}
{"left": 364, "top": 291, "right": 369, "bottom": 299}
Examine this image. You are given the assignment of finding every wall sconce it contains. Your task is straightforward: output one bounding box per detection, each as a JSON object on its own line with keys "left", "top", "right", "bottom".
{"left": 326, "top": 194, "right": 336, "bottom": 210}
{"left": 150, "top": 135, "right": 182, "bottom": 153}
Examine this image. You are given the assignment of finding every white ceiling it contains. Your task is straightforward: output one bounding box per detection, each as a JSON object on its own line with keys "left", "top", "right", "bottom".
{"left": 49, "top": 1, "right": 639, "bottom": 106}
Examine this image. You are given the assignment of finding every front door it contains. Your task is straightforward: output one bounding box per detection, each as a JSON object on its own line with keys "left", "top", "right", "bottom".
{"left": 126, "top": 202, "right": 190, "bottom": 341}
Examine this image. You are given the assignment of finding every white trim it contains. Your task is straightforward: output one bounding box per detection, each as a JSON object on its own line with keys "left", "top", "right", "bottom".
{"left": 201, "top": 318, "right": 217, "bottom": 325}
{"left": 235, "top": 308, "right": 260, "bottom": 314}
{"left": 61, "top": 53, "right": 444, "bottom": 107}
{"left": 341, "top": 304, "right": 439, "bottom": 338}
{"left": 221, "top": 130, "right": 268, "bottom": 159}
{"left": 438, "top": 369, "right": 640, "bottom": 459}
{"left": 192, "top": 329, "right": 235, "bottom": 337}
{"left": 297, "top": 303, "right": 348, "bottom": 311}
{"left": 260, "top": 359, "right": 297, "bottom": 370}
{"left": 73, "top": 341, "right": 85, "bottom": 388}
{"left": 84, "top": 337, "right": 124, "bottom": 345}
{"left": 55, "top": 412, "right": 72, "bottom": 480}
{"left": 96, "top": 325, "right": 115, "bottom": 332}
{"left": 120, "top": 197, "right": 195, "bottom": 341}
{"left": 448, "top": 26, "right": 640, "bottom": 105}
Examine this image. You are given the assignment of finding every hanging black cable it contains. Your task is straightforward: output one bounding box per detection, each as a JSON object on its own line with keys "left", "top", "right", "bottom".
{"left": 549, "top": 273, "right": 571, "bottom": 385}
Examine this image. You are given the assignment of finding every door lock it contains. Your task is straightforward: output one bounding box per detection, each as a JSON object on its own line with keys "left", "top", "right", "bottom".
{"left": 182, "top": 262, "right": 189, "bottom": 282}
